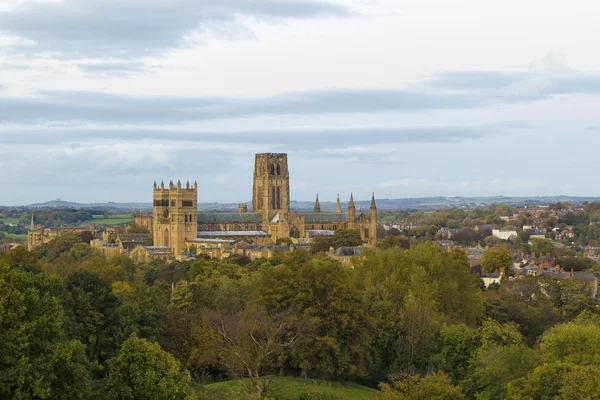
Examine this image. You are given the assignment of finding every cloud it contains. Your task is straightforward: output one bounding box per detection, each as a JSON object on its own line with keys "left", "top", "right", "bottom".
{"left": 0, "top": 87, "right": 486, "bottom": 125}
{"left": 0, "top": 0, "right": 348, "bottom": 58}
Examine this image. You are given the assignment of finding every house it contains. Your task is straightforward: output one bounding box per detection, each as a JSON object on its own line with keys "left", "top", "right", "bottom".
{"left": 492, "top": 229, "right": 518, "bottom": 240}
{"left": 481, "top": 273, "right": 502, "bottom": 288}
{"left": 328, "top": 246, "right": 366, "bottom": 266}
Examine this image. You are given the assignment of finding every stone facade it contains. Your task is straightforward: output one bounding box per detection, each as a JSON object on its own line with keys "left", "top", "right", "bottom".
{"left": 152, "top": 180, "right": 198, "bottom": 255}
{"left": 146, "top": 153, "right": 378, "bottom": 258}
{"left": 28, "top": 223, "right": 95, "bottom": 251}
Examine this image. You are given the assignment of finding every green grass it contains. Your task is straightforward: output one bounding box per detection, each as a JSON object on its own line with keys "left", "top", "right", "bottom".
{"left": 0, "top": 217, "right": 21, "bottom": 225}
{"left": 381, "top": 216, "right": 396, "bottom": 221}
{"left": 91, "top": 214, "right": 134, "bottom": 226}
{"left": 198, "top": 376, "right": 378, "bottom": 400}
{"left": 2, "top": 234, "right": 27, "bottom": 243}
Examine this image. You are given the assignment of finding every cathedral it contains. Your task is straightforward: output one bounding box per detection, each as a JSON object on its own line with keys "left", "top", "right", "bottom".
{"left": 148, "top": 153, "right": 377, "bottom": 256}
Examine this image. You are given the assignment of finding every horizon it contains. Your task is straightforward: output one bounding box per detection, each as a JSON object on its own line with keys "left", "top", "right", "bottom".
{"left": 2, "top": 0, "right": 600, "bottom": 204}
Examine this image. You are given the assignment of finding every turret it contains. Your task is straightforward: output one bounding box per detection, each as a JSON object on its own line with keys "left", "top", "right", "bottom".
{"left": 336, "top": 194, "right": 341, "bottom": 213}
{"left": 314, "top": 194, "right": 321, "bottom": 213}
{"left": 348, "top": 193, "right": 356, "bottom": 228}
{"left": 369, "top": 192, "right": 378, "bottom": 246}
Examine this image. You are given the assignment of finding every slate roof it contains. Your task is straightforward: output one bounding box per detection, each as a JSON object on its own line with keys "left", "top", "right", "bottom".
{"left": 305, "top": 230, "right": 335, "bottom": 237}
{"left": 197, "top": 212, "right": 262, "bottom": 224}
{"left": 296, "top": 212, "right": 348, "bottom": 223}
{"left": 197, "top": 230, "right": 270, "bottom": 237}
{"left": 333, "top": 246, "right": 365, "bottom": 256}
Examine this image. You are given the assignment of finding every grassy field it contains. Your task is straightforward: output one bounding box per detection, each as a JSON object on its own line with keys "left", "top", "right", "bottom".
{"left": 0, "top": 217, "right": 21, "bottom": 225}
{"left": 2, "top": 234, "right": 27, "bottom": 243}
{"left": 91, "top": 214, "right": 134, "bottom": 226}
{"left": 199, "top": 376, "right": 378, "bottom": 400}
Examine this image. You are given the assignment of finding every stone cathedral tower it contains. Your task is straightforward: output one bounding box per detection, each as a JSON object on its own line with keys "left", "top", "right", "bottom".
{"left": 252, "top": 153, "right": 290, "bottom": 221}
{"left": 152, "top": 179, "right": 198, "bottom": 255}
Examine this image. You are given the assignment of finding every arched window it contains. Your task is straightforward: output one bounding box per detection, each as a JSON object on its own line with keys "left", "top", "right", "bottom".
{"left": 272, "top": 186, "right": 276, "bottom": 208}
{"left": 164, "top": 229, "right": 169, "bottom": 247}
{"left": 276, "top": 164, "right": 281, "bottom": 175}
{"left": 270, "top": 164, "right": 275, "bottom": 175}
{"left": 276, "top": 187, "right": 281, "bottom": 209}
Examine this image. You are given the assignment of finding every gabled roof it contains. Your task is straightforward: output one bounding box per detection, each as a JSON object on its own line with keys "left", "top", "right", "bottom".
{"left": 197, "top": 212, "right": 262, "bottom": 224}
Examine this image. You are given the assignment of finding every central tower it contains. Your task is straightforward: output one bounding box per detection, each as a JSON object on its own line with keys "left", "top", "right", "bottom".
{"left": 152, "top": 180, "right": 198, "bottom": 255}
{"left": 252, "top": 153, "right": 290, "bottom": 221}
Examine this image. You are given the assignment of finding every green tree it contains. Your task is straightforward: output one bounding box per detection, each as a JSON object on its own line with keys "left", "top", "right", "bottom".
{"left": 276, "top": 237, "right": 293, "bottom": 246}
{"left": 0, "top": 263, "right": 93, "bottom": 399}
{"left": 377, "top": 234, "right": 410, "bottom": 250}
{"left": 432, "top": 324, "right": 479, "bottom": 383}
{"left": 379, "top": 372, "right": 465, "bottom": 400}
{"left": 507, "top": 362, "right": 575, "bottom": 400}
{"left": 541, "top": 314, "right": 600, "bottom": 365}
{"left": 63, "top": 269, "right": 120, "bottom": 367}
{"left": 310, "top": 235, "right": 333, "bottom": 254}
{"left": 332, "top": 229, "right": 363, "bottom": 249}
{"left": 462, "top": 344, "right": 542, "bottom": 400}
{"left": 254, "top": 254, "right": 371, "bottom": 377}
{"left": 558, "top": 365, "right": 600, "bottom": 399}
{"left": 530, "top": 238, "right": 555, "bottom": 257}
{"left": 481, "top": 245, "right": 513, "bottom": 276}
{"left": 104, "top": 334, "right": 192, "bottom": 400}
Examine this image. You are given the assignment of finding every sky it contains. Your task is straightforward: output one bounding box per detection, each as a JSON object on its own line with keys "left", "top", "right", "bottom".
{"left": 1, "top": 0, "right": 600, "bottom": 205}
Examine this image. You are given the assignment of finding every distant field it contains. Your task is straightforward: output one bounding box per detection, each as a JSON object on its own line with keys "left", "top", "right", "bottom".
{"left": 200, "top": 376, "right": 378, "bottom": 400}
{"left": 0, "top": 217, "right": 21, "bottom": 225}
{"left": 91, "top": 214, "right": 134, "bottom": 226}
{"left": 2, "top": 234, "right": 27, "bottom": 243}
{"left": 382, "top": 216, "right": 396, "bottom": 221}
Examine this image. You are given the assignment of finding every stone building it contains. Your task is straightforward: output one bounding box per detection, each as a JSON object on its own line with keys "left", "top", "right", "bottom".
{"left": 27, "top": 213, "right": 95, "bottom": 251}
{"left": 148, "top": 153, "right": 377, "bottom": 257}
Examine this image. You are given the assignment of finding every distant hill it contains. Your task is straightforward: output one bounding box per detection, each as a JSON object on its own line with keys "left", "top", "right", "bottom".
{"left": 3, "top": 195, "right": 600, "bottom": 211}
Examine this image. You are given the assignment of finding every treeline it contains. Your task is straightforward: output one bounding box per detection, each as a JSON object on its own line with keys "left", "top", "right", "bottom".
{"left": 19, "top": 209, "right": 105, "bottom": 227}
{"left": 1, "top": 234, "right": 600, "bottom": 399}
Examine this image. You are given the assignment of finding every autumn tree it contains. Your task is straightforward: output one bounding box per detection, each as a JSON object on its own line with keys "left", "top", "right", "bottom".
{"left": 481, "top": 245, "right": 513, "bottom": 276}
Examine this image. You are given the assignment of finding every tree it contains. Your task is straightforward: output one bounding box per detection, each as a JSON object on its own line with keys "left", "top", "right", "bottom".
{"left": 63, "top": 269, "right": 120, "bottom": 367}
{"left": 104, "top": 334, "right": 192, "bottom": 400}
{"left": 378, "top": 234, "right": 410, "bottom": 250}
{"left": 332, "top": 229, "right": 363, "bottom": 249}
{"left": 254, "top": 255, "right": 371, "bottom": 377}
{"left": 481, "top": 245, "right": 513, "bottom": 276}
{"left": 531, "top": 238, "right": 555, "bottom": 257}
{"left": 275, "top": 237, "right": 293, "bottom": 246}
{"left": 462, "top": 344, "right": 542, "bottom": 400}
{"left": 198, "top": 307, "right": 302, "bottom": 399}
{"left": 379, "top": 372, "right": 465, "bottom": 400}
{"left": 309, "top": 235, "right": 333, "bottom": 254}
{"left": 507, "top": 362, "right": 575, "bottom": 400}
{"left": 432, "top": 324, "right": 479, "bottom": 383}
{"left": 541, "top": 314, "right": 600, "bottom": 365}
{"left": 0, "top": 263, "right": 93, "bottom": 399}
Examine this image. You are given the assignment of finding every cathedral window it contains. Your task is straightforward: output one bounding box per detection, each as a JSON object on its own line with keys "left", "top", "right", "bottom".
{"left": 276, "top": 164, "right": 281, "bottom": 175}
{"left": 270, "top": 164, "right": 275, "bottom": 175}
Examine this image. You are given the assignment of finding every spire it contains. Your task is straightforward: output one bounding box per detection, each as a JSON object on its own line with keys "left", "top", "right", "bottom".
{"left": 177, "top": 179, "right": 182, "bottom": 190}
{"left": 370, "top": 192, "right": 377, "bottom": 209}
{"left": 336, "top": 194, "right": 341, "bottom": 212}
{"left": 314, "top": 194, "right": 321, "bottom": 213}
{"left": 348, "top": 192, "right": 355, "bottom": 210}
{"left": 30, "top": 212, "right": 34, "bottom": 229}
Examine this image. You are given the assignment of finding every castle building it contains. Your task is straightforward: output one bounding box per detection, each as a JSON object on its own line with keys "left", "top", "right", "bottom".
{"left": 152, "top": 153, "right": 378, "bottom": 256}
